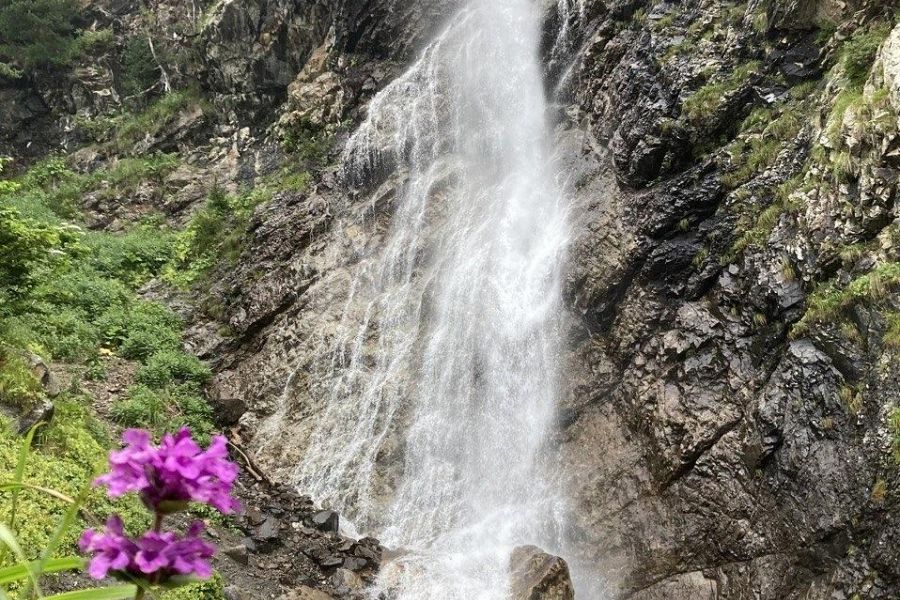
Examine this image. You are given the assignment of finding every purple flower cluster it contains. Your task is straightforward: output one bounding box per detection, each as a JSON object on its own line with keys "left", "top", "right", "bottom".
{"left": 80, "top": 518, "right": 214, "bottom": 581}
{"left": 96, "top": 428, "right": 240, "bottom": 514}
{"left": 82, "top": 427, "right": 240, "bottom": 587}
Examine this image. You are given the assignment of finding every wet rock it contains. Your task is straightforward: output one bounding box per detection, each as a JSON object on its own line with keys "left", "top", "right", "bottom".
{"left": 28, "top": 354, "right": 60, "bottom": 398}
{"left": 16, "top": 398, "right": 55, "bottom": 435}
{"left": 330, "top": 568, "right": 364, "bottom": 592}
{"left": 311, "top": 510, "right": 340, "bottom": 534}
{"left": 224, "top": 544, "right": 250, "bottom": 565}
{"left": 508, "top": 546, "right": 574, "bottom": 600}
{"left": 278, "top": 586, "right": 334, "bottom": 600}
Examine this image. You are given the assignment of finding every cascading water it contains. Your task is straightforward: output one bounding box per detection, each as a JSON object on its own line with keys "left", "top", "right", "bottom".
{"left": 288, "top": 0, "right": 588, "bottom": 597}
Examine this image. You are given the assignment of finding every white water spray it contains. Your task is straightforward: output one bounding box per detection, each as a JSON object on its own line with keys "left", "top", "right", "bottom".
{"left": 289, "top": 0, "right": 584, "bottom": 597}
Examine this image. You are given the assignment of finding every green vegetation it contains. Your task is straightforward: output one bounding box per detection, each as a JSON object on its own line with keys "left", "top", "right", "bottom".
{"left": 0, "top": 401, "right": 148, "bottom": 568}
{"left": 113, "top": 91, "right": 206, "bottom": 152}
{"left": 166, "top": 167, "right": 310, "bottom": 287}
{"left": 280, "top": 118, "right": 333, "bottom": 166}
{"left": 0, "top": 0, "right": 78, "bottom": 77}
{"left": 120, "top": 36, "right": 159, "bottom": 98}
{"left": 720, "top": 104, "right": 803, "bottom": 188}
{"left": 681, "top": 61, "right": 761, "bottom": 125}
{"left": 793, "top": 262, "right": 900, "bottom": 336}
{"left": 0, "top": 155, "right": 215, "bottom": 438}
{"left": 841, "top": 23, "right": 892, "bottom": 88}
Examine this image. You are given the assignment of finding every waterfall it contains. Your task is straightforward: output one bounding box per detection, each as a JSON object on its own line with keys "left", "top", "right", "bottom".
{"left": 290, "top": 0, "right": 584, "bottom": 597}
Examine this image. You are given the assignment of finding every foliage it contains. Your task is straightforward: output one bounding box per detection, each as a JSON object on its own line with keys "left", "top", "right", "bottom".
{"left": 111, "top": 384, "right": 214, "bottom": 444}
{"left": 73, "top": 28, "right": 115, "bottom": 56}
{"left": 120, "top": 37, "right": 158, "bottom": 98}
{"left": 793, "top": 262, "right": 900, "bottom": 336}
{"left": 681, "top": 61, "right": 760, "bottom": 125}
{"left": 279, "top": 118, "right": 332, "bottom": 165}
{"left": 841, "top": 23, "right": 892, "bottom": 88}
{"left": 165, "top": 184, "right": 276, "bottom": 287}
{"left": 136, "top": 351, "right": 210, "bottom": 389}
{"left": 0, "top": 350, "right": 42, "bottom": 410}
{"left": 0, "top": 0, "right": 78, "bottom": 77}
{"left": 0, "top": 401, "right": 148, "bottom": 571}
{"left": 0, "top": 206, "right": 83, "bottom": 311}
{"left": 113, "top": 92, "right": 205, "bottom": 152}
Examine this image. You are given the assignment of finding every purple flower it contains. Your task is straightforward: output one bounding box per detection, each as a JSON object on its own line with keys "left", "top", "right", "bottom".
{"left": 80, "top": 519, "right": 215, "bottom": 582}
{"left": 79, "top": 517, "right": 137, "bottom": 579}
{"left": 96, "top": 428, "right": 240, "bottom": 514}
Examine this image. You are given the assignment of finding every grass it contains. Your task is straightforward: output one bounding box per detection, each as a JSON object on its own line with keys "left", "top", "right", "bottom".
{"left": 720, "top": 106, "right": 803, "bottom": 188}
{"left": 841, "top": 23, "right": 892, "bottom": 88}
{"left": 0, "top": 398, "right": 149, "bottom": 566}
{"left": 793, "top": 262, "right": 900, "bottom": 336}
{"left": 165, "top": 167, "right": 311, "bottom": 287}
{"left": 681, "top": 61, "right": 761, "bottom": 125}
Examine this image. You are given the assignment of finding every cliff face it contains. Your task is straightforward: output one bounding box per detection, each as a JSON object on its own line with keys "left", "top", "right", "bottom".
{"left": 5, "top": 0, "right": 900, "bottom": 598}
{"left": 203, "top": 0, "right": 900, "bottom": 597}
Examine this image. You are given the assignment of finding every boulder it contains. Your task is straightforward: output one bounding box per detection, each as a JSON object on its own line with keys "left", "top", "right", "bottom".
{"left": 508, "top": 546, "right": 575, "bottom": 600}
{"left": 311, "top": 510, "right": 339, "bottom": 534}
{"left": 17, "top": 398, "right": 55, "bottom": 435}
{"left": 28, "top": 354, "right": 60, "bottom": 397}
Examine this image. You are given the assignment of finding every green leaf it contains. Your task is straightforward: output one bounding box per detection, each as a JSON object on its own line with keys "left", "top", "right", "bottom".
{"left": 44, "top": 585, "right": 138, "bottom": 600}
{"left": 0, "top": 524, "right": 41, "bottom": 596}
{"left": 0, "top": 556, "right": 85, "bottom": 585}
{"left": 7, "top": 422, "right": 43, "bottom": 535}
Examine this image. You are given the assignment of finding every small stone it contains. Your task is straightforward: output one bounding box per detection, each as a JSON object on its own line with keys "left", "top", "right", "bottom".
{"left": 342, "top": 556, "right": 368, "bottom": 571}
{"left": 224, "top": 544, "right": 249, "bottom": 565}
{"left": 319, "top": 554, "right": 343, "bottom": 568}
{"left": 311, "top": 510, "right": 339, "bottom": 534}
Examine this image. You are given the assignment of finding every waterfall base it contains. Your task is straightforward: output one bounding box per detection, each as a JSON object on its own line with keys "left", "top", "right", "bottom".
{"left": 509, "top": 546, "right": 576, "bottom": 600}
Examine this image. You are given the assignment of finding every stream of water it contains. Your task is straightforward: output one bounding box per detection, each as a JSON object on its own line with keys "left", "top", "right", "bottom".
{"left": 291, "top": 1, "right": 583, "bottom": 597}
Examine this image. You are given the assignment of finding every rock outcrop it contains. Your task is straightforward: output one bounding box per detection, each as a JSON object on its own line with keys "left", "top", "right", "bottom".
{"left": 509, "top": 546, "right": 575, "bottom": 600}
{"left": 7, "top": 0, "right": 900, "bottom": 598}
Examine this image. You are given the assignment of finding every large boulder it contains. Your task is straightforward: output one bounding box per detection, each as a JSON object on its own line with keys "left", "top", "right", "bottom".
{"left": 509, "top": 546, "right": 575, "bottom": 600}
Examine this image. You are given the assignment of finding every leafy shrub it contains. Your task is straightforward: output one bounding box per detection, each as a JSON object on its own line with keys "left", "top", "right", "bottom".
{"left": 106, "top": 303, "right": 183, "bottom": 360}
{"left": 120, "top": 35, "right": 158, "bottom": 97}
{"left": 0, "top": 0, "right": 79, "bottom": 77}
{"left": 165, "top": 185, "right": 271, "bottom": 286}
{"left": 84, "top": 225, "right": 177, "bottom": 287}
{"left": 111, "top": 385, "right": 171, "bottom": 430}
{"left": 73, "top": 28, "right": 115, "bottom": 55}
{"left": 0, "top": 206, "right": 82, "bottom": 310}
{"left": 0, "top": 348, "right": 42, "bottom": 410}
{"left": 136, "top": 350, "right": 210, "bottom": 388}
{"left": 112, "top": 384, "right": 214, "bottom": 443}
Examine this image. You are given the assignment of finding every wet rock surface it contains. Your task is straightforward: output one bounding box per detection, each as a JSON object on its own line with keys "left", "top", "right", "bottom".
{"left": 509, "top": 546, "right": 575, "bottom": 600}
{"left": 211, "top": 466, "right": 383, "bottom": 600}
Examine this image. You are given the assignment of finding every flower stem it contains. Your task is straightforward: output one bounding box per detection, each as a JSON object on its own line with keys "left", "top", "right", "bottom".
{"left": 135, "top": 588, "right": 145, "bottom": 600}
{"left": 153, "top": 511, "right": 164, "bottom": 532}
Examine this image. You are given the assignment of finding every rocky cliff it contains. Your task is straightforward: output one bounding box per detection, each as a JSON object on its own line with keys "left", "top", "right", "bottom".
{"left": 4, "top": 0, "right": 900, "bottom": 598}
